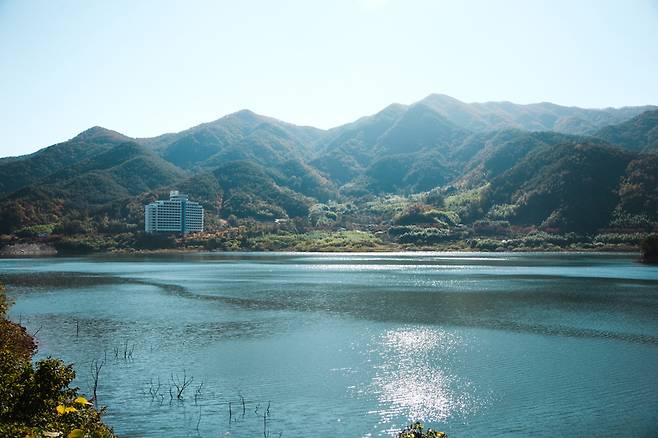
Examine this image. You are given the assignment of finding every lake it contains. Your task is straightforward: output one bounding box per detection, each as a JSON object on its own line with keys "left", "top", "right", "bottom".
{"left": 2, "top": 252, "right": 657, "bottom": 437}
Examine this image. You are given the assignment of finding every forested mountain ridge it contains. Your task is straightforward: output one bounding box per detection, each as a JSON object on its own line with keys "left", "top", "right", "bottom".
{"left": 1, "top": 95, "right": 657, "bottom": 241}
{"left": 138, "top": 109, "right": 325, "bottom": 170}
{"left": 417, "top": 94, "right": 657, "bottom": 134}
{"left": 0, "top": 127, "right": 131, "bottom": 198}
{"left": 594, "top": 110, "right": 658, "bottom": 153}
{"left": 486, "top": 142, "right": 636, "bottom": 232}
{"left": 0, "top": 141, "right": 186, "bottom": 233}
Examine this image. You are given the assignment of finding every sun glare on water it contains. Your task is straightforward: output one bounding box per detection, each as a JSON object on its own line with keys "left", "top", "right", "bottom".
{"left": 369, "top": 328, "right": 481, "bottom": 430}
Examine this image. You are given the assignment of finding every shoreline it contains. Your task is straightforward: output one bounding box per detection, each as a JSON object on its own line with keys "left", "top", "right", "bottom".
{"left": 0, "top": 232, "right": 649, "bottom": 258}
{"left": 110, "top": 246, "right": 641, "bottom": 254}
{"left": 2, "top": 229, "right": 652, "bottom": 258}
{"left": 0, "top": 245, "right": 643, "bottom": 258}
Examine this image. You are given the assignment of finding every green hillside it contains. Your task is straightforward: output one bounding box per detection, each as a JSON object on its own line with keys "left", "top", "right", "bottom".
{"left": 453, "top": 130, "right": 604, "bottom": 188}
{"left": 0, "top": 95, "right": 657, "bottom": 245}
{"left": 418, "top": 94, "right": 656, "bottom": 134}
{"left": 487, "top": 142, "right": 635, "bottom": 232}
{"left": 0, "top": 142, "right": 185, "bottom": 233}
{"left": 0, "top": 127, "right": 129, "bottom": 198}
{"left": 140, "top": 110, "right": 325, "bottom": 170}
{"left": 209, "top": 161, "right": 312, "bottom": 220}
{"left": 616, "top": 153, "right": 658, "bottom": 223}
{"left": 594, "top": 110, "right": 658, "bottom": 153}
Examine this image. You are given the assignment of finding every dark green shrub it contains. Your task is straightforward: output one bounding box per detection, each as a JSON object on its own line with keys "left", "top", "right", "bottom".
{"left": 14, "top": 224, "right": 56, "bottom": 238}
{"left": 133, "top": 232, "right": 178, "bottom": 250}
{"left": 52, "top": 219, "right": 93, "bottom": 236}
{"left": 398, "top": 421, "right": 447, "bottom": 438}
{"left": 395, "top": 205, "right": 456, "bottom": 226}
{"left": 54, "top": 236, "right": 116, "bottom": 254}
{"left": 472, "top": 220, "right": 511, "bottom": 236}
{"left": 398, "top": 227, "right": 451, "bottom": 245}
{"left": 641, "top": 234, "right": 658, "bottom": 262}
{"left": 0, "top": 353, "right": 113, "bottom": 437}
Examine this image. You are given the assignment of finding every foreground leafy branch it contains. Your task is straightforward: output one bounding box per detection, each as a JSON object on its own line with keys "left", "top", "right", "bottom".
{"left": 0, "top": 282, "right": 114, "bottom": 438}
{"left": 398, "top": 421, "right": 447, "bottom": 438}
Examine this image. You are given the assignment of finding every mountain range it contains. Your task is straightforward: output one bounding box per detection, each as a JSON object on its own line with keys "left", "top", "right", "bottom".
{"left": 1, "top": 94, "right": 657, "bottom": 235}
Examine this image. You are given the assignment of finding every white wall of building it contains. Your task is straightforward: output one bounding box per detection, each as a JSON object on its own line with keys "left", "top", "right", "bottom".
{"left": 144, "top": 192, "right": 204, "bottom": 233}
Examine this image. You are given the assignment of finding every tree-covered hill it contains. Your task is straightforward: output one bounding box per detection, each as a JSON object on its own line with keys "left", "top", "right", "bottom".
{"left": 0, "top": 95, "right": 657, "bottom": 240}
{"left": 0, "top": 141, "right": 186, "bottom": 233}
{"left": 310, "top": 103, "right": 408, "bottom": 184}
{"left": 594, "top": 110, "right": 658, "bottom": 153}
{"left": 416, "top": 94, "right": 656, "bottom": 134}
{"left": 616, "top": 153, "right": 658, "bottom": 224}
{"left": 0, "top": 127, "right": 130, "bottom": 198}
{"left": 307, "top": 97, "right": 654, "bottom": 194}
{"left": 138, "top": 109, "right": 325, "bottom": 170}
{"left": 452, "top": 130, "right": 606, "bottom": 189}
{"left": 177, "top": 160, "right": 313, "bottom": 221}
{"left": 486, "top": 142, "right": 635, "bottom": 232}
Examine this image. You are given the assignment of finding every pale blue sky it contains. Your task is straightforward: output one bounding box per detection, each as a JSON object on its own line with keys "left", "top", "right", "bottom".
{"left": 1, "top": 0, "right": 657, "bottom": 157}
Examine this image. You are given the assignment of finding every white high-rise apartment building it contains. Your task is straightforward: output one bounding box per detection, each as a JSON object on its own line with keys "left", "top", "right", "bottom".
{"left": 145, "top": 191, "right": 204, "bottom": 234}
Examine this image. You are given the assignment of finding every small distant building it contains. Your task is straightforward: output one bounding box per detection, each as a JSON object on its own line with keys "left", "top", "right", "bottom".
{"left": 145, "top": 191, "right": 204, "bottom": 234}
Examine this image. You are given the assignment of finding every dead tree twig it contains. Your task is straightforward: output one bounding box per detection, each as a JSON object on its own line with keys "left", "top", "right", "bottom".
{"left": 194, "top": 381, "right": 204, "bottom": 405}
{"left": 147, "top": 376, "right": 162, "bottom": 401}
{"left": 90, "top": 358, "right": 105, "bottom": 406}
{"left": 170, "top": 370, "right": 194, "bottom": 400}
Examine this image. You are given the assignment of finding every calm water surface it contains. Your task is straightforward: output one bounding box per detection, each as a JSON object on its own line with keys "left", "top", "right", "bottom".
{"left": 2, "top": 252, "right": 657, "bottom": 437}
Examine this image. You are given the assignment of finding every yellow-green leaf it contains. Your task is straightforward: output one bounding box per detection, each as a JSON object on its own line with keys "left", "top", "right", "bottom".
{"left": 55, "top": 405, "right": 66, "bottom": 415}
{"left": 67, "top": 430, "right": 85, "bottom": 438}
{"left": 74, "top": 396, "right": 91, "bottom": 405}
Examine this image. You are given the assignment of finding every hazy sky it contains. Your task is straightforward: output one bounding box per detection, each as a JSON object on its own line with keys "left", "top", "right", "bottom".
{"left": 1, "top": 0, "right": 658, "bottom": 157}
